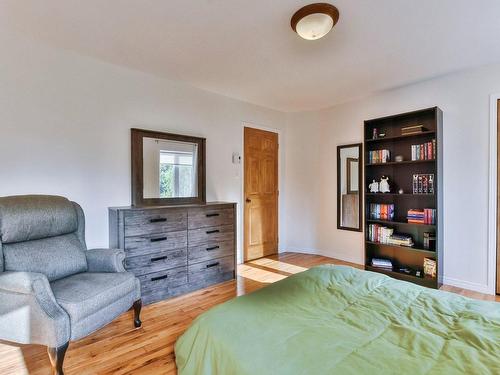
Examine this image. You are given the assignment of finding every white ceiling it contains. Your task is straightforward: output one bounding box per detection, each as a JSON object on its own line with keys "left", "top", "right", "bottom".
{"left": 2, "top": 0, "right": 500, "bottom": 112}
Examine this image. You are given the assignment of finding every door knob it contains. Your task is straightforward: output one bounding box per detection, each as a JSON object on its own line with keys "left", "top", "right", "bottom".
{"left": 246, "top": 198, "right": 251, "bottom": 203}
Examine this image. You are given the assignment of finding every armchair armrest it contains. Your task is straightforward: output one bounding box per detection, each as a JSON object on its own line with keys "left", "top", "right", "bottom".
{"left": 0, "top": 271, "right": 70, "bottom": 347}
{"left": 86, "top": 248, "right": 126, "bottom": 273}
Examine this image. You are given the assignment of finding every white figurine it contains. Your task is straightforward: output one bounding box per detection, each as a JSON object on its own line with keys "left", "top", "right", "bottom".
{"left": 368, "top": 180, "right": 379, "bottom": 193}
{"left": 379, "top": 176, "right": 391, "bottom": 193}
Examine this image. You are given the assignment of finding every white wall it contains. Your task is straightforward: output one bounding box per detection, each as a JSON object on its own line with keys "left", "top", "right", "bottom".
{"left": 0, "top": 32, "right": 287, "bottom": 263}
{"left": 285, "top": 63, "right": 500, "bottom": 294}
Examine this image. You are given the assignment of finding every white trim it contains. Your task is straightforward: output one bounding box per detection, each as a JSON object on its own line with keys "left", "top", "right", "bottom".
{"left": 442, "top": 276, "right": 492, "bottom": 295}
{"left": 239, "top": 122, "right": 282, "bottom": 265}
{"left": 487, "top": 94, "right": 499, "bottom": 295}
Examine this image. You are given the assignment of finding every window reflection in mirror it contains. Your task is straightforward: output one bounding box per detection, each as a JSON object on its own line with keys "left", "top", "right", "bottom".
{"left": 337, "top": 144, "right": 362, "bottom": 231}
{"left": 143, "top": 138, "right": 198, "bottom": 199}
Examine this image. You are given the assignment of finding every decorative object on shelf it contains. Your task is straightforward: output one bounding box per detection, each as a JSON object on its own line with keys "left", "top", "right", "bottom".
{"left": 411, "top": 140, "right": 436, "bottom": 161}
{"left": 423, "top": 232, "right": 436, "bottom": 250}
{"left": 401, "top": 124, "right": 427, "bottom": 135}
{"left": 395, "top": 155, "right": 404, "bottom": 162}
{"left": 379, "top": 132, "right": 386, "bottom": 138}
{"left": 398, "top": 188, "right": 404, "bottom": 194}
{"left": 379, "top": 176, "right": 390, "bottom": 193}
{"left": 423, "top": 258, "right": 437, "bottom": 277}
{"left": 368, "top": 149, "right": 390, "bottom": 164}
{"left": 368, "top": 180, "right": 379, "bottom": 193}
{"left": 372, "top": 128, "right": 378, "bottom": 139}
{"left": 412, "top": 174, "right": 434, "bottom": 194}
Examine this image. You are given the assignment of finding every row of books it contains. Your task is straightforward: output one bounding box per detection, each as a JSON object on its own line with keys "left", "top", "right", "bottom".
{"left": 367, "top": 224, "right": 393, "bottom": 244}
{"left": 369, "top": 203, "right": 395, "bottom": 221}
{"left": 411, "top": 140, "right": 436, "bottom": 161}
{"left": 407, "top": 208, "right": 436, "bottom": 224}
{"left": 413, "top": 174, "right": 434, "bottom": 194}
{"left": 401, "top": 125, "right": 426, "bottom": 135}
{"left": 368, "top": 149, "right": 390, "bottom": 164}
{"left": 367, "top": 224, "right": 414, "bottom": 247}
{"left": 370, "top": 258, "right": 393, "bottom": 270}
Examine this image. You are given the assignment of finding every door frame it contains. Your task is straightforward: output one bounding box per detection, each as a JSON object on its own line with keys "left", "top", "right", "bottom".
{"left": 241, "top": 122, "right": 281, "bottom": 264}
{"left": 489, "top": 94, "right": 500, "bottom": 295}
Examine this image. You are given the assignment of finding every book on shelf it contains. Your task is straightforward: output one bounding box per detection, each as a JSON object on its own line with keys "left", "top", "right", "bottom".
{"left": 407, "top": 208, "right": 436, "bottom": 224}
{"left": 412, "top": 174, "right": 434, "bottom": 194}
{"left": 423, "top": 232, "right": 436, "bottom": 250}
{"left": 368, "top": 149, "right": 390, "bottom": 164}
{"left": 371, "top": 258, "right": 393, "bottom": 270}
{"left": 401, "top": 125, "right": 426, "bottom": 135}
{"left": 367, "top": 224, "right": 414, "bottom": 247}
{"left": 411, "top": 139, "right": 436, "bottom": 161}
{"left": 369, "top": 203, "right": 395, "bottom": 220}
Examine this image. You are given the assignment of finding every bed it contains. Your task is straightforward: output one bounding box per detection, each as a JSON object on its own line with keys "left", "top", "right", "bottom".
{"left": 175, "top": 265, "right": 500, "bottom": 374}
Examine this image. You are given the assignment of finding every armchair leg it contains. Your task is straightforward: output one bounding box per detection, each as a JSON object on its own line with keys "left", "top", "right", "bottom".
{"left": 47, "top": 342, "right": 69, "bottom": 375}
{"left": 133, "top": 299, "right": 142, "bottom": 328}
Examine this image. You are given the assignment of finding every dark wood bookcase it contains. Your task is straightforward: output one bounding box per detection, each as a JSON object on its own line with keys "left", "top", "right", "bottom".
{"left": 363, "top": 107, "right": 443, "bottom": 288}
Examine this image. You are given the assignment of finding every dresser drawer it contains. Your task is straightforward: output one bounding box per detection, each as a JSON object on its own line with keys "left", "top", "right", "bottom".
{"left": 124, "top": 230, "right": 187, "bottom": 257}
{"left": 188, "top": 225, "right": 234, "bottom": 246}
{"left": 188, "top": 240, "right": 234, "bottom": 264}
{"left": 138, "top": 266, "right": 188, "bottom": 294}
{"left": 188, "top": 256, "right": 235, "bottom": 288}
{"left": 125, "top": 248, "right": 187, "bottom": 276}
{"left": 188, "top": 207, "right": 234, "bottom": 229}
{"left": 124, "top": 209, "right": 187, "bottom": 237}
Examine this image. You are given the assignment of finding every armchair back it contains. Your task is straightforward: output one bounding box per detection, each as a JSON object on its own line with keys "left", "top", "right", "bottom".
{"left": 0, "top": 195, "right": 88, "bottom": 280}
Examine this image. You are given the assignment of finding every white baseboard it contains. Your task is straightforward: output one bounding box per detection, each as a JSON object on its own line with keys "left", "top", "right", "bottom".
{"left": 442, "top": 276, "right": 492, "bottom": 295}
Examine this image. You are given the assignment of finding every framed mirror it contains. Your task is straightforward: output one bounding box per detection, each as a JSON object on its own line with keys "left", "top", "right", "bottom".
{"left": 131, "top": 128, "right": 206, "bottom": 206}
{"left": 337, "top": 143, "right": 362, "bottom": 231}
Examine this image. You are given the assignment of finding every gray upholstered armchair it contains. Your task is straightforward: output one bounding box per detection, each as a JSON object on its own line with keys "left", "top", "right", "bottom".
{"left": 0, "top": 195, "right": 141, "bottom": 375}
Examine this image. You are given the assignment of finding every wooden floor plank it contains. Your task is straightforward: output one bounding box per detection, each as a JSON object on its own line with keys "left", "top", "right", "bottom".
{"left": 0, "top": 252, "right": 498, "bottom": 374}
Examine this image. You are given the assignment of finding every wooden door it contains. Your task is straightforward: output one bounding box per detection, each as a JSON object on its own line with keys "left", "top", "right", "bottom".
{"left": 244, "top": 127, "right": 278, "bottom": 261}
{"left": 497, "top": 100, "right": 500, "bottom": 294}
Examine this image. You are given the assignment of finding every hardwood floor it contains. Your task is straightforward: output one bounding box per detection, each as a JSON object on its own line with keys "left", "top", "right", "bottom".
{"left": 0, "top": 252, "right": 498, "bottom": 374}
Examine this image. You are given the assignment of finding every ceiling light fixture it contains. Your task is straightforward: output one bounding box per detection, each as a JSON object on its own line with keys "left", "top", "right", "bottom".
{"left": 291, "top": 3, "right": 339, "bottom": 41}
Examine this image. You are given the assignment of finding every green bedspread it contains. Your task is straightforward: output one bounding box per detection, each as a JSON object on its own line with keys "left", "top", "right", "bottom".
{"left": 175, "top": 265, "right": 500, "bottom": 374}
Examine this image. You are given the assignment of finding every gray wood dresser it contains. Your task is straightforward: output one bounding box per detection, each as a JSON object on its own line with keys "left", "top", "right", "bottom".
{"left": 109, "top": 202, "right": 236, "bottom": 305}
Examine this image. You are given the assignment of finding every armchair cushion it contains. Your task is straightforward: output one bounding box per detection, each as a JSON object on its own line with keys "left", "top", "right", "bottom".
{"left": 86, "top": 249, "right": 126, "bottom": 273}
{"left": 50, "top": 272, "right": 140, "bottom": 339}
{"left": 3, "top": 233, "right": 87, "bottom": 281}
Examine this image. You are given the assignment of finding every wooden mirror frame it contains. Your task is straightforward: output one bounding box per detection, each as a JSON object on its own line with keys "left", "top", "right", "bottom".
{"left": 337, "top": 143, "right": 363, "bottom": 232}
{"left": 131, "top": 128, "right": 206, "bottom": 206}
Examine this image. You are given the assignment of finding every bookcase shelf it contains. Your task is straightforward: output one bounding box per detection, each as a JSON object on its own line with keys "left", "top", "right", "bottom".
{"left": 366, "top": 219, "right": 436, "bottom": 228}
{"left": 364, "top": 107, "right": 442, "bottom": 289}
{"left": 365, "top": 159, "right": 435, "bottom": 167}
{"left": 365, "top": 241, "right": 436, "bottom": 255}
{"left": 365, "top": 130, "right": 436, "bottom": 143}
{"left": 365, "top": 265, "right": 437, "bottom": 288}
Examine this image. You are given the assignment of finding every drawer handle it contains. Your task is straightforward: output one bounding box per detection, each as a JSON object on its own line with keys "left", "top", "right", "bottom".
{"left": 151, "top": 255, "right": 168, "bottom": 262}
{"left": 206, "top": 245, "right": 220, "bottom": 251}
{"left": 206, "top": 262, "right": 220, "bottom": 268}
{"left": 151, "top": 274, "right": 169, "bottom": 282}
{"left": 206, "top": 229, "right": 220, "bottom": 234}
{"left": 150, "top": 218, "right": 167, "bottom": 223}
{"left": 206, "top": 213, "right": 220, "bottom": 217}
{"left": 150, "top": 236, "right": 167, "bottom": 242}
